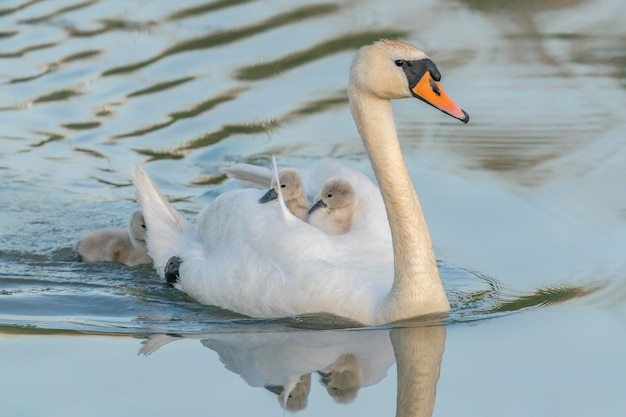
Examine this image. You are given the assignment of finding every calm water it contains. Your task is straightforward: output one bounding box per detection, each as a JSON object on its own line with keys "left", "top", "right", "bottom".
{"left": 1, "top": 0, "right": 626, "bottom": 415}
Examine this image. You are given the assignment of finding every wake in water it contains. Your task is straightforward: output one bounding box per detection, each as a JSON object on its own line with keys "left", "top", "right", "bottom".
{"left": 0, "top": 245, "right": 605, "bottom": 336}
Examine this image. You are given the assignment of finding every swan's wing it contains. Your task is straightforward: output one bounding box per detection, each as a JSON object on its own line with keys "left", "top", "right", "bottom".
{"left": 132, "top": 165, "right": 198, "bottom": 272}
{"left": 222, "top": 161, "right": 365, "bottom": 198}
{"left": 222, "top": 160, "right": 297, "bottom": 220}
{"left": 132, "top": 165, "right": 192, "bottom": 233}
{"left": 221, "top": 163, "right": 272, "bottom": 189}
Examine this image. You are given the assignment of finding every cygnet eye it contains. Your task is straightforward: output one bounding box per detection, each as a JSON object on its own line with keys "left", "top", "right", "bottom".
{"left": 141, "top": 224, "right": 147, "bottom": 229}
{"left": 280, "top": 184, "right": 286, "bottom": 188}
{"left": 327, "top": 193, "right": 333, "bottom": 198}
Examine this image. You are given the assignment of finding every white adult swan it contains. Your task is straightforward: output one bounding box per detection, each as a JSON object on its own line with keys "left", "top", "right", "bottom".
{"left": 133, "top": 39, "right": 469, "bottom": 325}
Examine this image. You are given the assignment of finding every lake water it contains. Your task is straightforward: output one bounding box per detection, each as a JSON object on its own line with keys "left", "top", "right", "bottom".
{"left": 1, "top": 0, "right": 626, "bottom": 415}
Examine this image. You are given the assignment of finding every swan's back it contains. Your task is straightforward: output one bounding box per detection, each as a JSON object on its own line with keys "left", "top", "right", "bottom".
{"left": 187, "top": 188, "right": 393, "bottom": 323}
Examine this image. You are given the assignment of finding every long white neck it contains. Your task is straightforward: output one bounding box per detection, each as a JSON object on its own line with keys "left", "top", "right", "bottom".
{"left": 349, "top": 86, "right": 450, "bottom": 323}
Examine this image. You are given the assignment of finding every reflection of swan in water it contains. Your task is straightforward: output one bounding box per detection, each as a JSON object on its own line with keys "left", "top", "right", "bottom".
{"left": 198, "top": 330, "right": 394, "bottom": 410}
{"left": 139, "top": 326, "right": 445, "bottom": 416}
{"left": 318, "top": 353, "right": 363, "bottom": 403}
{"left": 392, "top": 326, "right": 445, "bottom": 417}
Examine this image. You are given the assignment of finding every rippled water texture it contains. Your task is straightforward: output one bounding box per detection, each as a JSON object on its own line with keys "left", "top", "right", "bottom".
{"left": 1, "top": 0, "right": 626, "bottom": 416}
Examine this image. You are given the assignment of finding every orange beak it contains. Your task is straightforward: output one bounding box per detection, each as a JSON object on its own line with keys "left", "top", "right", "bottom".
{"left": 412, "top": 72, "right": 469, "bottom": 123}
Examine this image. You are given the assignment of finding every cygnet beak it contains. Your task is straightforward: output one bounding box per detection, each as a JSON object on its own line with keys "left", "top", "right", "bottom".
{"left": 308, "top": 198, "right": 327, "bottom": 214}
{"left": 259, "top": 188, "right": 278, "bottom": 203}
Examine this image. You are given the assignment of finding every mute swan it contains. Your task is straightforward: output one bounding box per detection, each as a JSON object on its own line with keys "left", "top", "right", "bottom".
{"left": 308, "top": 178, "right": 357, "bottom": 235}
{"left": 133, "top": 39, "right": 469, "bottom": 325}
{"left": 258, "top": 168, "right": 310, "bottom": 222}
{"left": 77, "top": 210, "right": 151, "bottom": 266}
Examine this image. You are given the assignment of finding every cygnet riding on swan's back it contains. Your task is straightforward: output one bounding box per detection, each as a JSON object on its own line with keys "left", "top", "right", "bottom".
{"left": 308, "top": 179, "right": 357, "bottom": 235}
{"left": 133, "top": 39, "right": 469, "bottom": 325}
{"left": 77, "top": 210, "right": 152, "bottom": 266}
{"left": 258, "top": 168, "right": 310, "bottom": 222}
{"left": 225, "top": 164, "right": 356, "bottom": 234}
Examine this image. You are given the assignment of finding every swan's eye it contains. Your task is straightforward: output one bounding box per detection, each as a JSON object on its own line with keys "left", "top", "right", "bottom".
{"left": 280, "top": 184, "right": 286, "bottom": 188}
{"left": 394, "top": 59, "right": 404, "bottom": 67}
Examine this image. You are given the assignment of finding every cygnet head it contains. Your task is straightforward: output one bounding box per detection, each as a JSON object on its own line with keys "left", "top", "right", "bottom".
{"left": 318, "top": 354, "right": 363, "bottom": 404}
{"left": 309, "top": 179, "right": 357, "bottom": 214}
{"left": 350, "top": 39, "right": 468, "bottom": 122}
{"left": 265, "top": 374, "right": 311, "bottom": 412}
{"left": 258, "top": 168, "right": 305, "bottom": 204}
{"left": 128, "top": 210, "right": 147, "bottom": 242}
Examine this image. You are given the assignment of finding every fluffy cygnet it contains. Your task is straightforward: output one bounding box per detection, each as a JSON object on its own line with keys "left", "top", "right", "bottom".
{"left": 77, "top": 210, "right": 152, "bottom": 267}
{"left": 308, "top": 179, "right": 357, "bottom": 235}
{"left": 258, "top": 168, "right": 310, "bottom": 221}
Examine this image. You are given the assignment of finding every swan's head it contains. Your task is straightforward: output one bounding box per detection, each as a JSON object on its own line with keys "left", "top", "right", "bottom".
{"left": 350, "top": 39, "right": 469, "bottom": 123}
{"left": 258, "top": 168, "right": 305, "bottom": 203}
{"left": 308, "top": 178, "right": 357, "bottom": 214}
{"left": 128, "top": 209, "right": 147, "bottom": 242}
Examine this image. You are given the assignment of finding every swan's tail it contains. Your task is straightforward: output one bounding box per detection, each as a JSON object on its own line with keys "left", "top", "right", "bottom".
{"left": 221, "top": 163, "right": 272, "bottom": 189}
{"left": 138, "top": 334, "right": 180, "bottom": 356}
{"left": 132, "top": 165, "right": 194, "bottom": 275}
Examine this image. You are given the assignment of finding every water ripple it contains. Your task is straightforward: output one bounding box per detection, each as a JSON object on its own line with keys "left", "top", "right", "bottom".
{"left": 17, "top": 0, "right": 97, "bottom": 25}
{"left": 114, "top": 87, "right": 244, "bottom": 139}
{"left": 0, "top": 0, "right": 44, "bottom": 18}
{"left": 235, "top": 30, "right": 406, "bottom": 81}
{"left": 101, "top": 4, "right": 339, "bottom": 77}
{"left": 0, "top": 40, "right": 59, "bottom": 59}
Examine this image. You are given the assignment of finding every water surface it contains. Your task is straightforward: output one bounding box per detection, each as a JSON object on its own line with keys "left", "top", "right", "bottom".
{"left": 1, "top": 0, "right": 626, "bottom": 416}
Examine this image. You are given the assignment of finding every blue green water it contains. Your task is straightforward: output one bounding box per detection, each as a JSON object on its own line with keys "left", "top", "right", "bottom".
{"left": 1, "top": 0, "right": 626, "bottom": 416}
